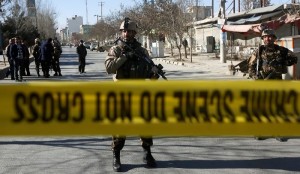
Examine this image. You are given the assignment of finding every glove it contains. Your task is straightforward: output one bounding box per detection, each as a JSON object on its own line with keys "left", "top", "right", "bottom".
{"left": 285, "top": 57, "right": 297, "bottom": 66}
{"left": 151, "top": 66, "right": 159, "bottom": 74}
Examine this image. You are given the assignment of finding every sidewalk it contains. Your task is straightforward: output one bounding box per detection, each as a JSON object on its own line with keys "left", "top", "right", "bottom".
{"left": 152, "top": 52, "right": 247, "bottom": 78}
{"left": 0, "top": 57, "right": 9, "bottom": 79}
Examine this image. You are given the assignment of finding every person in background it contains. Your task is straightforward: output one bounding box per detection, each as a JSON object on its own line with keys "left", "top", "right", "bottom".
{"left": 5, "top": 38, "right": 15, "bottom": 80}
{"left": 40, "top": 38, "right": 54, "bottom": 78}
{"left": 10, "top": 36, "right": 25, "bottom": 82}
{"left": 76, "top": 40, "right": 87, "bottom": 74}
{"left": 32, "top": 38, "right": 41, "bottom": 76}
{"left": 21, "top": 39, "right": 30, "bottom": 76}
{"left": 52, "top": 37, "right": 62, "bottom": 76}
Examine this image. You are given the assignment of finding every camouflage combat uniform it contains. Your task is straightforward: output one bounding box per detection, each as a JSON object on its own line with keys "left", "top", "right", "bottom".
{"left": 105, "top": 39, "right": 155, "bottom": 80}
{"left": 52, "top": 40, "right": 62, "bottom": 76}
{"left": 248, "top": 44, "right": 298, "bottom": 80}
{"left": 32, "top": 41, "right": 41, "bottom": 76}
{"left": 105, "top": 38, "right": 155, "bottom": 151}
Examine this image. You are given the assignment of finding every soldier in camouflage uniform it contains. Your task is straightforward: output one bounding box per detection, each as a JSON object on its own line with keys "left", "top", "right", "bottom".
{"left": 248, "top": 29, "right": 298, "bottom": 80}
{"left": 32, "top": 38, "right": 41, "bottom": 76}
{"left": 52, "top": 38, "right": 62, "bottom": 76}
{"left": 248, "top": 29, "right": 298, "bottom": 142}
{"left": 105, "top": 18, "right": 159, "bottom": 172}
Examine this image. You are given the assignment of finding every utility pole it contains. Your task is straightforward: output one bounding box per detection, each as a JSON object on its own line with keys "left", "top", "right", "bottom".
{"left": 86, "top": 0, "right": 89, "bottom": 24}
{"left": 98, "top": 1, "right": 104, "bottom": 21}
{"left": 219, "top": 0, "right": 227, "bottom": 63}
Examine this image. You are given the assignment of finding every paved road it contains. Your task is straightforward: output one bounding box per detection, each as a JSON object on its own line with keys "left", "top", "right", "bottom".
{"left": 0, "top": 47, "right": 299, "bottom": 174}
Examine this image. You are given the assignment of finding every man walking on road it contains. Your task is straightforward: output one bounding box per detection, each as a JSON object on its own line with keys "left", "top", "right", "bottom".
{"left": 76, "top": 40, "right": 87, "bottom": 74}
{"left": 105, "top": 18, "right": 159, "bottom": 172}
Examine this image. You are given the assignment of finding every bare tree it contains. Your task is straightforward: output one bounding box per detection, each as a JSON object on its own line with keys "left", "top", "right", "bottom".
{"left": 158, "top": 0, "right": 192, "bottom": 60}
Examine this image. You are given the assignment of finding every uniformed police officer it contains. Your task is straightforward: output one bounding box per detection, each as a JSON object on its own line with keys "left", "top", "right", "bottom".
{"left": 105, "top": 18, "right": 159, "bottom": 172}
{"left": 248, "top": 29, "right": 298, "bottom": 142}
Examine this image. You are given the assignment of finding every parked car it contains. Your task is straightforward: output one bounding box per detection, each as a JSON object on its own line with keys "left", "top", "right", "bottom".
{"left": 97, "top": 46, "right": 105, "bottom": 52}
{"left": 90, "top": 42, "right": 98, "bottom": 51}
{"left": 83, "top": 42, "right": 91, "bottom": 49}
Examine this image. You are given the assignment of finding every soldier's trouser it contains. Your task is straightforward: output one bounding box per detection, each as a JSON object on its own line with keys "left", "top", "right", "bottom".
{"left": 41, "top": 60, "right": 50, "bottom": 77}
{"left": 111, "top": 136, "right": 153, "bottom": 151}
{"left": 52, "top": 57, "right": 61, "bottom": 73}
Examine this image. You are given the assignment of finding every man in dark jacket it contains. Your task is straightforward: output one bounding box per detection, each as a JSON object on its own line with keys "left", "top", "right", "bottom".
{"left": 76, "top": 40, "right": 87, "bottom": 73}
{"left": 10, "top": 36, "right": 26, "bottom": 82}
{"left": 5, "top": 38, "right": 15, "bottom": 80}
{"left": 40, "top": 38, "right": 54, "bottom": 78}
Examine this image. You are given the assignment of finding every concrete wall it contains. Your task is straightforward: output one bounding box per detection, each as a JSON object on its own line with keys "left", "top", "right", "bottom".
{"left": 195, "top": 26, "right": 219, "bottom": 52}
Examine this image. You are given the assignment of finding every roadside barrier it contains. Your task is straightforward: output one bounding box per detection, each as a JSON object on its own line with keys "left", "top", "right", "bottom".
{"left": 0, "top": 80, "right": 299, "bottom": 136}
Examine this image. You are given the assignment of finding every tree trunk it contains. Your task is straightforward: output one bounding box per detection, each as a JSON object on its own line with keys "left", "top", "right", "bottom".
{"left": 184, "top": 46, "right": 187, "bottom": 59}
{"left": 170, "top": 44, "right": 174, "bottom": 57}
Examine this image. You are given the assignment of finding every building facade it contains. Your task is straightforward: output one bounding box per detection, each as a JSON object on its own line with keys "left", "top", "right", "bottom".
{"left": 67, "top": 15, "right": 83, "bottom": 35}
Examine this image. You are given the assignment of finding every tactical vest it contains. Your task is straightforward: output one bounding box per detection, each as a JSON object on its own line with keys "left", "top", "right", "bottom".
{"left": 116, "top": 42, "right": 153, "bottom": 79}
{"left": 259, "top": 45, "right": 287, "bottom": 79}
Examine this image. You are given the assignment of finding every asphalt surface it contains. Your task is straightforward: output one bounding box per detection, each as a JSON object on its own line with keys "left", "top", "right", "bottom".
{"left": 1, "top": 47, "right": 299, "bottom": 174}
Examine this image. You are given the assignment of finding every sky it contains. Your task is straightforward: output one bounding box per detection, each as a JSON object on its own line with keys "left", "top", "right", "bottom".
{"left": 50, "top": 0, "right": 290, "bottom": 30}
{"left": 50, "top": 0, "right": 137, "bottom": 30}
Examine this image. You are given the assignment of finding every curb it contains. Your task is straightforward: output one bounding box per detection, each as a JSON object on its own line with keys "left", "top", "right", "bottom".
{"left": 0, "top": 65, "right": 9, "bottom": 80}
{"left": 155, "top": 58, "right": 185, "bottom": 66}
{"left": 0, "top": 57, "right": 34, "bottom": 80}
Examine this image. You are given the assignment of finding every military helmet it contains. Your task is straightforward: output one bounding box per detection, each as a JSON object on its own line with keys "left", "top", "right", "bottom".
{"left": 261, "top": 29, "right": 277, "bottom": 39}
{"left": 119, "top": 18, "right": 138, "bottom": 32}
{"left": 80, "top": 40, "right": 84, "bottom": 43}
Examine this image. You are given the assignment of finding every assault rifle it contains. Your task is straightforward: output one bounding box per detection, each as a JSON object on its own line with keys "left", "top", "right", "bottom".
{"left": 115, "top": 37, "right": 167, "bottom": 80}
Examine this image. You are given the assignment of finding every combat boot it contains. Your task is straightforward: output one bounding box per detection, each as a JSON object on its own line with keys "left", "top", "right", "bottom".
{"left": 112, "top": 150, "right": 121, "bottom": 172}
{"left": 142, "top": 146, "right": 157, "bottom": 168}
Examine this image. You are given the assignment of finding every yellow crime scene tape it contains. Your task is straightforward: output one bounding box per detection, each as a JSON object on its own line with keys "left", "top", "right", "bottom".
{"left": 0, "top": 80, "right": 300, "bottom": 136}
